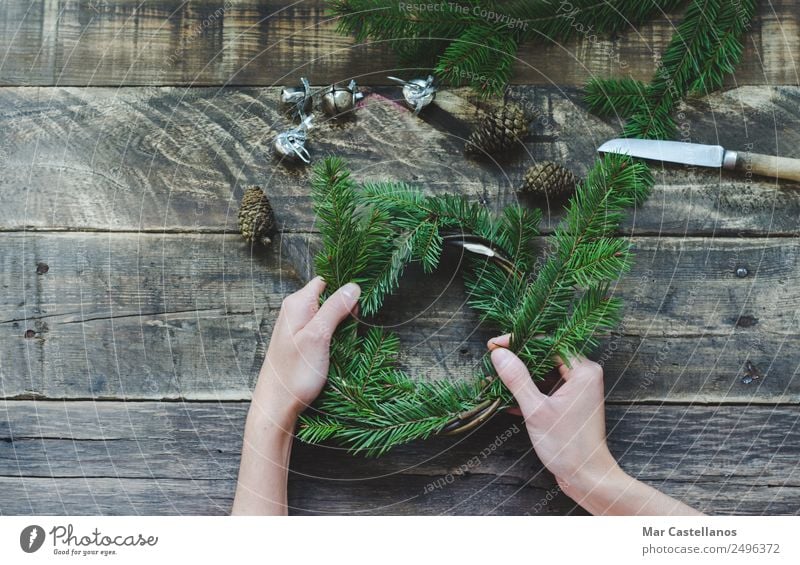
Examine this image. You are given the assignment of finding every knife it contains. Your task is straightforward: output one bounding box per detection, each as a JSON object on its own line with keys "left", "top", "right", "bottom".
{"left": 598, "top": 138, "right": 800, "bottom": 183}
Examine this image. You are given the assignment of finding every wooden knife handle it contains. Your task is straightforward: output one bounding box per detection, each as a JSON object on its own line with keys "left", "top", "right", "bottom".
{"left": 735, "top": 152, "right": 800, "bottom": 183}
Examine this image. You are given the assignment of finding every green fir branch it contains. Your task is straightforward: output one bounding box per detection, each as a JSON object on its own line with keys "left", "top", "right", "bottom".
{"left": 687, "top": 0, "right": 756, "bottom": 94}
{"left": 328, "top": 0, "right": 690, "bottom": 98}
{"left": 584, "top": 77, "right": 650, "bottom": 118}
{"left": 617, "top": 0, "right": 756, "bottom": 139}
{"left": 510, "top": 153, "right": 652, "bottom": 377}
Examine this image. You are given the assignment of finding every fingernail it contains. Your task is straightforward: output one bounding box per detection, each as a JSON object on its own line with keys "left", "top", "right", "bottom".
{"left": 491, "top": 347, "right": 513, "bottom": 370}
{"left": 341, "top": 282, "right": 360, "bottom": 301}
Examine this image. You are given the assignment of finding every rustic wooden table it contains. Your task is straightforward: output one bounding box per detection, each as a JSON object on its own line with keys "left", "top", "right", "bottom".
{"left": 1, "top": 1, "right": 799, "bottom": 515}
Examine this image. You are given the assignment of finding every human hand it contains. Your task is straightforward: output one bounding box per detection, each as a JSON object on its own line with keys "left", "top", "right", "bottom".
{"left": 487, "top": 335, "right": 702, "bottom": 515}
{"left": 233, "top": 276, "right": 359, "bottom": 515}
{"left": 488, "top": 335, "right": 620, "bottom": 498}
{"left": 254, "top": 276, "right": 360, "bottom": 422}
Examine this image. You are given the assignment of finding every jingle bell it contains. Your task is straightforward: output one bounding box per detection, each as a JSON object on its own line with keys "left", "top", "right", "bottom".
{"left": 320, "top": 79, "right": 364, "bottom": 117}
{"left": 280, "top": 77, "right": 313, "bottom": 118}
{"left": 388, "top": 75, "right": 436, "bottom": 114}
{"left": 274, "top": 115, "right": 314, "bottom": 163}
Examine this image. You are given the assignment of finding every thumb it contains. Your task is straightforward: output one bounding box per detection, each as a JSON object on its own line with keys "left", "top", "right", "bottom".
{"left": 491, "top": 347, "right": 545, "bottom": 418}
{"left": 302, "top": 282, "right": 360, "bottom": 342}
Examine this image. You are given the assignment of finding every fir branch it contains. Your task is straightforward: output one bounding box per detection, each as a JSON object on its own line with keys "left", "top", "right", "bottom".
{"left": 510, "top": 153, "right": 652, "bottom": 376}
{"left": 435, "top": 25, "right": 520, "bottom": 96}
{"left": 620, "top": 0, "right": 756, "bottom": 139}
{"left": 296, "top": 417, "right": 345, "bottom": 444}
{"left": 464, "top": 259, "right": 527, "bottom": 328}
{"left": 311, "top": 157, "right": 361, "bottom": 291}
{"left": 328, "top": 0, "right": 689, "bottom": 98}
{"left": 624, "top": 0, "right": 723, "bottom": 139}
{"left": 687, "top": 0, "right": 756, "bottom": 94}
{"left": 584, "top": 77, "right": 650, "bottom": 118}
{"left": 565, "top": 237, "right": 632, "bottom": 287}
{"left": 498, "top": 204, "right": 542, "bottom": 270}
{"left": 537, "top": 285, "right": 623, "bottom": 372}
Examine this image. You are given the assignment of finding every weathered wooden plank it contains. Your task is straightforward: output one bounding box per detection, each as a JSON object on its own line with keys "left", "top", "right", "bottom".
{"left": 0, "top": 1, "right": 796, "bottom": 88}
{"left": 0, "top": 475, "right": 579, "bottom": 515}
{"left": 1, "top": 402, "right": 798, "bottom": 515}
{"left": 6, "top": 232, "right": 800, "bottom": 336}
{"left": 0, "top": 231, "right": 297, "bottom": 400}
{"left": 2, "top": 474, "right": 797, "bottom": 515}
{"left": 2, "top": 232, "right": 799, "bottom": 401}
{"left": 0, "top": 477, "right": 235, "bottom": 516}
{"left": 1, "top": 86, "right": 799, "bottom": 234}
{"left": 2, "top": 403, "right": 799, "bottom": 484}
{"left": 0, "top": 0, "right": 383, "bottom": 88}
{"left": 2, "top": 474, "right": 795, "bottom": 515}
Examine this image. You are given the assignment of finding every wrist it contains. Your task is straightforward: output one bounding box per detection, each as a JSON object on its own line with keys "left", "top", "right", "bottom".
{"left": 252, "top": 372, "right": 304, "bottom": 425}
{"left": 561, "top": 461, "right": 634, "bottom": 515}
{"left": 246, "top": 387, "right": 301, "bottom": 441}
{"left": 557, "top": 450, "right": 626, "bottom": 505}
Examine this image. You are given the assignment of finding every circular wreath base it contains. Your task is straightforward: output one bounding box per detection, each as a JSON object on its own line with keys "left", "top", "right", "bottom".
{"left": 440, "top": 395, "right": 503, "bottom": 435}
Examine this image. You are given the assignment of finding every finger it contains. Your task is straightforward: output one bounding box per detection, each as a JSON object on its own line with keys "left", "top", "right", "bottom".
{"left": 278, "top": 276, "right": 327, "bottom": 334}
{"left": 491, "top": 347, "right": 545, "bottom": 418}
{"left": 301, "top": 282, "right": 361, "bottom": 344}
{"left": 487, "top": 334, "right": 511, "bottom": 350}
{"left": 555, "top": 353, "right": 591, "bottom": 381}
{"left": 490, "top": 333, "right": 548, "bottom": 352}
{"left": 567, "top": 357, "right": 603, "bottom": 385}
{"left": 554, "top": 354, "right": 568, "bottom": 379}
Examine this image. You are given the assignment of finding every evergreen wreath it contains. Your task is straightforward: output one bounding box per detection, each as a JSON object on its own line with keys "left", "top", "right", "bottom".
{"left": 297, "top": 154, "right": 653, "bottom": 455}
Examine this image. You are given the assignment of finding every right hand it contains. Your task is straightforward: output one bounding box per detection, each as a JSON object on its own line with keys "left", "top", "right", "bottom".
{"left": 488, "top": 334, "right": 621, "bottom": 496}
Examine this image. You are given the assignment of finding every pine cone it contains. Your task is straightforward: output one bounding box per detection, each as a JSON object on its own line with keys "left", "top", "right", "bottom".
{"left": 520, "top": 162, "right": 578, "bottom": 199}
{"left": 238, "top": 186, "right": 275, "bottom": 246}
{"left": 465, "top": 103, "right": 529, "bottom": 158}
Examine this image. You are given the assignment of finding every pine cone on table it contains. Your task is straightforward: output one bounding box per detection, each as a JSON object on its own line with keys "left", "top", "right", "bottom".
{"left": 520, "top": 161, "right": 579, "bottom": 199}
{"left": 465, "top": 103, "right": 529, "bottom": 159}
{"left": 238, "top": 186, "right": 275, "bottom": 246}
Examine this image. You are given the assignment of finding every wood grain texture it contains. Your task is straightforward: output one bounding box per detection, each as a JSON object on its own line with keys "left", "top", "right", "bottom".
{"left": 1, "top": 231, "right": 799, "bottom": 402}
{"left": 0, "top": 402, "right": 798, "bottom": 515}
{"left": 0, "top": 1, "right": 797, "bottom": 88}
{"left": 2, "top": 2, "right": 799, "bottom": 516}
{"left": 4, "top": 476, "right": 797, "bottom": 515}
{"left": 1, "top": 85, "right": 800, "bottom": 234}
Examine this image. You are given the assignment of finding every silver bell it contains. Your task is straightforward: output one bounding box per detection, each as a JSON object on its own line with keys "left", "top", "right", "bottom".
{"left": 274, "top": 115, "right": 314, "bottom": 163}
{"left": 280, "top": 77, "right": 313, "bottom": 118}
{"left": 320, "top": 79, "right": 364, "bottom": 117}
{"left": 388, "top": 75, "right": 437, "bottom": 114}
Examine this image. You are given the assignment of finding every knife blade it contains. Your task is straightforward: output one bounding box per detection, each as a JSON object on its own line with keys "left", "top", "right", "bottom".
{"left": 597, "top": 138, "right": 800, "bottom": 183}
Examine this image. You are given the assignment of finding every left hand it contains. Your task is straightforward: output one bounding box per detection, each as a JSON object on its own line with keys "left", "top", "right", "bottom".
{"left": 254, "top": 276, "right": 360, "bottom": 420}
{"left": 233, "top": 277, "right": 359, "bottom": 515}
